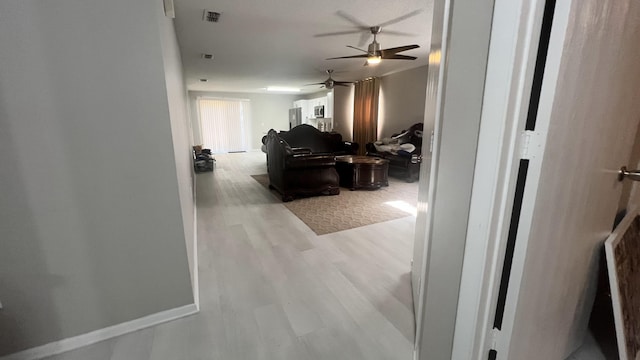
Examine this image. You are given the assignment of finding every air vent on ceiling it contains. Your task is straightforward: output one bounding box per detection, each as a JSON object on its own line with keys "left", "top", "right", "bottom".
{"left": 200, "top": 79, "right": 208, "bottom": 82}
{"left": 201, "top": 53, "right": 214, "bottom": 60}
{"left": 203, "top": 10, "right": 221, "bottom": 23}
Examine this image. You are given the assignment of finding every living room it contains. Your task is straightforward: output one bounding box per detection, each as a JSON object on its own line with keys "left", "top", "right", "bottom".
{"left": 182, "top": 1, "right": 430, "bottom": 359}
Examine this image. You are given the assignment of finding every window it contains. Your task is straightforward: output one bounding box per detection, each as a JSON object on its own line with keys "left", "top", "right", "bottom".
{"left": 197, "top": 98, "right": 252, "bottom": 153}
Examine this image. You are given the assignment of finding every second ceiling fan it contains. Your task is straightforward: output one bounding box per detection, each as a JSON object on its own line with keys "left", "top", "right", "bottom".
{"left": 306, "top": 70, "right": 353, "bottom": 90}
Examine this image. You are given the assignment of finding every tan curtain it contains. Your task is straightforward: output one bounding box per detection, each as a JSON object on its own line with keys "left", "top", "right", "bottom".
{"left": 353, "top": 77, "right": 380, "bottom": 155}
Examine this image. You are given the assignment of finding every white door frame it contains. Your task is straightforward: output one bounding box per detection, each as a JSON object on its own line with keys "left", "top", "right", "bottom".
{"left": 412, "top": 0, "right": 496, "bottom": 358}
{"left": 415, "top": 0, "right": 558, "bottom": 359}
{"left": 451, "top": 0, "right": 550, "bottom": 358}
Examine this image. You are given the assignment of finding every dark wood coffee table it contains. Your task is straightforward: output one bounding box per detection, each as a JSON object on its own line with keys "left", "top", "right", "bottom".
{"left": 335, "top": 155, "right": 389, "bottom": 190}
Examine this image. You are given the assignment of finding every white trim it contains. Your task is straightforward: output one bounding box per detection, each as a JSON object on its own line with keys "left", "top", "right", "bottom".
{"left": 192, "top": 193, "right": 200, "bottom": 310}
{"left": 496, "top": 0, "right": 572, "bottom": 357}
{"left": 451, "top": 0, "right": 547, "bottom": 358}
{"left": 413, "top": 0, "right": 452, "bottom": 358}
{"left": 0, "top": 304, "right": 198, "bottom": 360}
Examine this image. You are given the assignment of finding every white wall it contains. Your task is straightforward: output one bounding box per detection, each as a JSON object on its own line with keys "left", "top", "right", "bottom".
{"left": 0, "top": 0, "right": 194, "bottom": 355}
{"left": 189, "top": 91, "right": 297, "bottom": 150}
{"left": 296, "top": 89, "right": 330, "bottom": 100}
{"left": 158, "top": 8, "right": 196, "bottom": 293}
{"left": 379, "top": 66, "right": 429, "bottom": 139}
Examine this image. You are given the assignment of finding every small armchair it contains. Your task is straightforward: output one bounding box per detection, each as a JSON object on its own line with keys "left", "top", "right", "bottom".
{"left": 265, "top": 129, "right": 340, "bottom": 202}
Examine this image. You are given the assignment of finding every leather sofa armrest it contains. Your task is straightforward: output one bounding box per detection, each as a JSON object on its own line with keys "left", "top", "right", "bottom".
{"left": 285, "top": 154, "right": 336, "bottom": 169}
{"left": 290, "top": 147, "right": 312, "bottom": 155}
{"left": 344, "top": 141, "right": 359, "bottom": 155}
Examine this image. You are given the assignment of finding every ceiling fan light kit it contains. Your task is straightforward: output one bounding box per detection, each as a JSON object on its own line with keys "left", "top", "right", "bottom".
{"left": 367, "top": 55, "right": 382, "bottom": 65}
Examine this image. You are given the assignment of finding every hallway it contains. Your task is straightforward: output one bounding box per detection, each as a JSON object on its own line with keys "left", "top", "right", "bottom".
{"left": 44, "top": 152, "right": 416, "bottom": 360}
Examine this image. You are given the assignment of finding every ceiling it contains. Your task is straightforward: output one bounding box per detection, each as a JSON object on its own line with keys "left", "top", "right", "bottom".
{"left": 173, "top": 0, "right": 433, "bottom": 94}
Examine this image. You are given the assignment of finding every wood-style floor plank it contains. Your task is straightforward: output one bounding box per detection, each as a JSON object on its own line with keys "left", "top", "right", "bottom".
{"left": 41, "top": 152, "right": 417, "bottom": 360}
{"left": 110, "top": 328, "right": 153, "bottom": 360}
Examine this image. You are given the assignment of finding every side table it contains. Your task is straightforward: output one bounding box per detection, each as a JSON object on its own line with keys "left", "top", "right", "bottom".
{"left": 335, "top": 155, "right": 389, "bottom": 190}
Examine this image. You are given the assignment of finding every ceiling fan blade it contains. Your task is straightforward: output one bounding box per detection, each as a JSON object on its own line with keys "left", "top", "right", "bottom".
{"left": 334, "top": 83, "right": 351, "bottom": 87}
{"left": 381, "top": 54, "right": 417, "bottom": 60}
{"left": 380, "top": 44, "right": 420, "bottom": 56}
{"left": 335, "top": 10, "right": 369, "bottom": 28}
{"left": 334, "top": 81, "right": 354, "bottom": 85}
{"left": 378, "top": 30, "right": 416, "bottom": 37}
{"left": 326, "top": 54, "right": 369, "bottom": 60}
{"left": 346, "top": 45, "right": 368, "bottom": 53}
{"left": 304, "top": 82, "right": 326, "bottom": 86}
{"left": 314, "top": 29, "right": 363, "bottom": 37}
{"left": 377, "top": 9, "right": 423, "bottom": 27}
{"left": 357, "top": 31, "right": 371, "bottom": 47}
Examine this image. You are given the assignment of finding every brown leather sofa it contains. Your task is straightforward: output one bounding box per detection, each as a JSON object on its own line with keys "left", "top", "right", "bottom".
{"left": 265, "top": 129, "right": 340, "bottom": 202}
{"left": 262, "top": 124, "right": 358, "bottom": 156}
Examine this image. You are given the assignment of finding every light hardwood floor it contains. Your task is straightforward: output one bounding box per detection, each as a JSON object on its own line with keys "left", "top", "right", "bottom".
{"left": 566, "top": 333, "right": 607, "bottom": 360}
{"left": 43, "top": 151, "right": 416, "bottom": 360}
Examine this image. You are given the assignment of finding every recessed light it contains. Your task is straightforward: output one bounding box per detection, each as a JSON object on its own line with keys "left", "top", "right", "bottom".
{"left": 200, "top": 79, "right": 208, "bottom": 82}
{"left": 267, "top": 86, "right": 300, "bottom": 92}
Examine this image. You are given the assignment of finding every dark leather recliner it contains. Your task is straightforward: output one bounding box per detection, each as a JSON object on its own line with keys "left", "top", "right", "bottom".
{"left": 265, "top": 129, "right": 340, "bottom": 202}
{"left": 365, "top": 123, "right": 424, "bottom": 183}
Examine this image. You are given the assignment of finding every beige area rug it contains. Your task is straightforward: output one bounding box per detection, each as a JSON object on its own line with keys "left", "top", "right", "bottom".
{"left": 251, "top": 174, "right": 418, "bottom": 235}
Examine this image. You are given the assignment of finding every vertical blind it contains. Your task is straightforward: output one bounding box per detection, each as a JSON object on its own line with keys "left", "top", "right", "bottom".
{"left": 198, "top": 98, "right": 252, "bottom": 153}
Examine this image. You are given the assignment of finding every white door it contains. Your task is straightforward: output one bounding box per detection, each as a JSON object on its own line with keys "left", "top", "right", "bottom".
{"left": 498, "top": 0, "right": 640, "bottom": 358}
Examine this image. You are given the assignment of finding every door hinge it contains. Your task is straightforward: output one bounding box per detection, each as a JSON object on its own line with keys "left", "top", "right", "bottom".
{"left": 489, "top": 327, "right": 500, "bottom": 351}
{"left": 430, "top": 130, "right": 434, "bottom": 154}
{"left": 488, "top": 327, "right": 501, "bottom": 359}
{"left": 520, "top": 130, "right": 541, "bottom": 160}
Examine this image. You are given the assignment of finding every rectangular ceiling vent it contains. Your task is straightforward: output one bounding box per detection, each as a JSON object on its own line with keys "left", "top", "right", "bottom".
{"left": 203, "top": 10, "right": 221, "bottom": 23}
{"left": 201, "top": 53, "right": 214, "bottom": 60}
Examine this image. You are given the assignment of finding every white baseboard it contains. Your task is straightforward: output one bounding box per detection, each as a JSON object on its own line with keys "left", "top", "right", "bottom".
{"left": 192, "top": 202, "right": 200, "bottom": 310}
{"left": 1, "top": 304, "right": 198, "bottom": 360}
